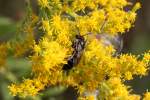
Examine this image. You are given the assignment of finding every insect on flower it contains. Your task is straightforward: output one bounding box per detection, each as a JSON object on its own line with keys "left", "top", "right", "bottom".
{"left": 63, "top": 32, "right": 123, "bottom": 71}
{"left": 63, "top": 34, "right": 86, "bottom": 70}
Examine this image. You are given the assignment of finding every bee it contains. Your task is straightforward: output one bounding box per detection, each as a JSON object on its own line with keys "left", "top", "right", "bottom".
{"left": 63, "top": 33, "right": 123, "bottom": 71}
{"left": 63, "top": 34, "right": 86, "bottom": 70}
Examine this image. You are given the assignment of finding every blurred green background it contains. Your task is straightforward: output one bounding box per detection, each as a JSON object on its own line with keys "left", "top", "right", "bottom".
{"left": 0, "top": 0, "right": 150, "bottom": 100}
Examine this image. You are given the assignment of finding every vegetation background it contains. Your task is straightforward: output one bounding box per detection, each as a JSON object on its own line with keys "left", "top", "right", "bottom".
{"left": 0, "top": 0, "right": 150, "bottom": 100}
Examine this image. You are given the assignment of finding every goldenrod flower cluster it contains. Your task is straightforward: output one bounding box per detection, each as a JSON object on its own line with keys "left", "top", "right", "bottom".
{"left": 7, "top": 0, "right": 150, "bottom": 100}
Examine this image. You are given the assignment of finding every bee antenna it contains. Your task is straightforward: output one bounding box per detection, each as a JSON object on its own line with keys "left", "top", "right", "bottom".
{"left": 81, "top": 32, "right": 92, "bottom": 37}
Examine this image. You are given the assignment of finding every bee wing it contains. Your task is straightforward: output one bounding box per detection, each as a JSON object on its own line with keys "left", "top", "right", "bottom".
{"left": 96, "top": 33, "right": 123, "bottom": 55}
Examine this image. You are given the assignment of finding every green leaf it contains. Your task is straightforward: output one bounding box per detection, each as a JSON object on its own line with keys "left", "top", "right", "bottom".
{"left": 0, "top": 17, "right": 17, "bottom": 35}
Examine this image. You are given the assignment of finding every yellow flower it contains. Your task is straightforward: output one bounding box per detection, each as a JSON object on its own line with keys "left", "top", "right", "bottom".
{"left": 86, "top": 95, "right": 95, "bottom": 100}
{"left": 42, "top": 20, "right": 50, "bottom": 32}
{"left": 143, "top": 51, "right": 150, "bottom": 63}
{"left": 50, "top": 15, "right": 62, "bottom": 33}
{"left": 143, "top": 92, "right": 150, "bottom": 100}
{"left": 132, "top": 2, "right": 141, "bottom": 12}
{"left": 8, "top": 79, "right": 46, "bottom": 97}
{"left": 124, "top": 71, "right": 133, "bottom": 80}
{"left": 38, "top": 0, "right": 49, "bottom": 8}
